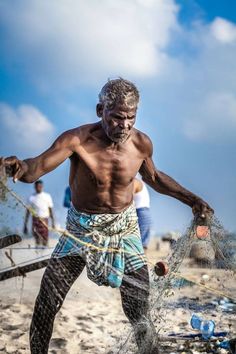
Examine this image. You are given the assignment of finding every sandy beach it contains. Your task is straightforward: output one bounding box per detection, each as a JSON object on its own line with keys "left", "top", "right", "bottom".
{"left": 0, "top": 237, "right": 235, "bottom": 354}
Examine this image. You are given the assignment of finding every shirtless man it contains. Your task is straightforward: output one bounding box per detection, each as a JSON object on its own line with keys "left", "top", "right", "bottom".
{"left": 0, "top": 78, "right": 213, "bottom": 354}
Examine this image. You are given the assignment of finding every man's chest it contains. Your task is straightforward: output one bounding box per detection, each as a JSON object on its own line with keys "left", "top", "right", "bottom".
{"left": 74, "top": 144, "right": 144, "bottom": 185}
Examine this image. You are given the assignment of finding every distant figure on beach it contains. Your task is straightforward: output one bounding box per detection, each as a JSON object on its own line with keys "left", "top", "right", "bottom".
{"left": 23, "top": 180, "right": 55, "bottom": 246}
{"left": 1, "top": 78, "right": 213, "bottom": 354}
{"left": 63, "top": 186, "right": 71, "bottom": 208}
{"left": 133, "top": 178, "right": 152, "bottom": 249}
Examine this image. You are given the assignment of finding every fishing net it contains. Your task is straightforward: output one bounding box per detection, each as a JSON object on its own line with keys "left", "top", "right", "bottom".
{"left": 0, "top": 175, "right": 236, "bottom": 354}
{"left": 113, "top": 217, "right": 236, "bottom": 354}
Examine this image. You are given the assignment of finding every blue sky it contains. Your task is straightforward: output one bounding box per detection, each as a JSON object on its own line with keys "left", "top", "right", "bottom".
{"left": 0, "top": 0, "right": 236, "bottom": 234}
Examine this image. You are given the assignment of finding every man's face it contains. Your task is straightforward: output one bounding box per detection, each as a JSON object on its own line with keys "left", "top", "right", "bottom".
{"left": 98, "top": 102, "right": 137, "bottom": 144}
{"left": 35, "top": 183, "right": 43, "bottom": 193}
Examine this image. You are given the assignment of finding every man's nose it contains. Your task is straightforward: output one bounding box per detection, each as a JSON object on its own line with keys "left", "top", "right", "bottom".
{"left": 119, "top": 120, "right": 129, "bottom": 129}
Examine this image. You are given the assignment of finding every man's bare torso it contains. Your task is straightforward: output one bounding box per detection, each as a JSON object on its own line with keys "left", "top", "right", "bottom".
{"left": 69, "top": 122, "right": 149, "bottom": 213}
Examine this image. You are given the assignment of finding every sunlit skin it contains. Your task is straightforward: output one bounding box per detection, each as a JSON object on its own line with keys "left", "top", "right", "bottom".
{"left": 0, "top": 101, "right": 213, "bottom": 217}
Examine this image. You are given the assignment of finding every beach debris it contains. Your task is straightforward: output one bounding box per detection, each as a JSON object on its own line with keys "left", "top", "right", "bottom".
{"left": 0, "top": 234, "right": 22, "bottom": 249}
{"left": 200, "top": 274, "right": 210, "bottom": 284}
{"left": 171, "top": 277, "right": 194, "bottom": 288}
{"left": 5, "top": 251, "right": 16, "bottom": 267}
{"left": 218, "top": 340, "right": 231, "bottom": 350}
{"left": 219, "top": 297, "right": 236, "bottom": 312}
{"left": 211, "top": 297, "right": 236, "bottom": 313}
{"left": 167, "top": 331, "right": 228, "bottom": 339}
{"left": 229, "top": 338, "right": 236, "bottom": 353}
{"left": 0, "top": 257, "right": 50, "bottom": 281}
{"left": 216, "top": 349, "right": 228, "bottom": 354}
{"left": 190, "top": 314, "right": 215, "bottom": 340}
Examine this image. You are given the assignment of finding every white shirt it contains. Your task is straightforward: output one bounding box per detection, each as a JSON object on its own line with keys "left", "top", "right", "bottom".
{"left": 28, "top": 191, "right": 53, "bottom": 218}
{"left": 134, "top": 182, "right": 150, "bottom": 209}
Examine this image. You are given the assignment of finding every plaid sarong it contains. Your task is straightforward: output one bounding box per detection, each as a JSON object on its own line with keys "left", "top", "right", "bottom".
{"left": 32, "top": 217, "right": 49, "bottom": 242}
{"left": 52, "top": 203, "right": 147, "bottom": 287}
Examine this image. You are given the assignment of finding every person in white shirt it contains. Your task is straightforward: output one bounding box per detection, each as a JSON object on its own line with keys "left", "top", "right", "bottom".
{"left": 24, "top": 180, "right": 55, "bottom": 246}
{"left": 133, "top": 178, "right": 152, "bottom": 249}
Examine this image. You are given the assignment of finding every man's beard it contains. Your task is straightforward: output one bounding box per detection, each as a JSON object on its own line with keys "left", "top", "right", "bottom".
{"left": 109, "top": 133, "right": 129, "bottom": 143}
{"left": 102, "top": 121, "right": 129, "bottom": 144}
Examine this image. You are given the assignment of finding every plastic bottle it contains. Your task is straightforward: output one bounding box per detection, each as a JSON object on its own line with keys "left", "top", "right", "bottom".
{"left": 190, "top": 314, "right": 215, "bottom": 340}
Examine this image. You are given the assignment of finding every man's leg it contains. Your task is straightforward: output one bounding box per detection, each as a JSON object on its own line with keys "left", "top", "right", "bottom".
{"left": 120, "top": 265, "right": 158, "bottom": 354}
{"left": 33, "top": 233, "right": 40, "bottom": 246}
{"left": 30, "top": 254, "right": 85, "bottom": 354}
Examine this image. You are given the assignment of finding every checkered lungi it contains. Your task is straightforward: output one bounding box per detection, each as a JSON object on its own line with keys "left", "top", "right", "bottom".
{"left": 52, "top": 203, "right": 147, "bottom": 287}
{"left": 32, "top": 217, "right": 49, "bottom": 244}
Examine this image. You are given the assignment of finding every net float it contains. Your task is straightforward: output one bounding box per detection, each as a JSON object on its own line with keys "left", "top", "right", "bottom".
{"left": 196, "top": 225, "right": 209, "bottom": 239}
{"left": 194, "top": 213, "right": 211, "bottom": 239}
{"left": 154, "top": 261, "right": 169, "bottom": 276}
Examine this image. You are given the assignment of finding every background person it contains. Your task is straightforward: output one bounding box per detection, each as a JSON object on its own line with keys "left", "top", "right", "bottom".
{"left": 133, "top": 178, "right": 152, "bottom": 249}
{"left": 63, "top": 186, "right": 71, "bottom": 208}
{"left": 24, "top": 180, "right": 55, "bottom": 246}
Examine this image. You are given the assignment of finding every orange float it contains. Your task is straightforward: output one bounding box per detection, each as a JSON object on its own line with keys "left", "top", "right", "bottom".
{"left": 196, "top": 225, "right": 209, "bottom": 239}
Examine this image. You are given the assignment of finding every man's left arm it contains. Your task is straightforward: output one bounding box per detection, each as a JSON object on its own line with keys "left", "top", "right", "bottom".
{"left": 139, "top": 140, "right": 213, "bottom": 218}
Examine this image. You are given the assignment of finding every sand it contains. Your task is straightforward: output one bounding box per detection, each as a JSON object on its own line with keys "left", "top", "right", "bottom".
{"left": 0, "top": 237, "right": 235, "bottom": 354}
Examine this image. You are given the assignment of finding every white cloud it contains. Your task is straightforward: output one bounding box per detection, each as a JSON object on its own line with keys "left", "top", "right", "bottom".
{"left": 211, "top": 17, "right": 236, "bottom": 43}
{"left": 0, "top": 0, "right": 179, "bottom": 89}
{"left": 1, "top": 1, "right": 236, "bottom": 144}
{"left": 0, "top": 103, "right": 55, "bottom": 155}
{"left": 139, "top": 15, "right": 236, "bottom": 144}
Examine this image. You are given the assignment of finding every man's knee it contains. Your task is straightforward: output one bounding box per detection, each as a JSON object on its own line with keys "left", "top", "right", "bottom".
{"left": 34, "top": 266, "right": 65, "bottom": 315}
{"left": 120, "top": 267, "right": 150, "bottom": 324}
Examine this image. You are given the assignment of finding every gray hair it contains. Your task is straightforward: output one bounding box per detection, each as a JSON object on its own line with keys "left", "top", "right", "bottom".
{"left": 98, "top": 78, "right": 139, "bottom": 109}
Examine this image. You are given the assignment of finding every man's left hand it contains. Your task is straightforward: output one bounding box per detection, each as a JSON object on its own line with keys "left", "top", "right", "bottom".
{"left": 192, "top": 199, "right": 214, "bottom": 219}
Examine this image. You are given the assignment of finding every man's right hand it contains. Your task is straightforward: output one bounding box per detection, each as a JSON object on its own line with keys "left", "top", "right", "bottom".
{"left": 0, "top": 156, "right": 28, "bottom": 183}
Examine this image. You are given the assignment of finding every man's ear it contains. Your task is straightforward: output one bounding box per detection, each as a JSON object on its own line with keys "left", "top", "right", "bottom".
{"left": 96, "top": 103, "right": 103, "bottom": 118}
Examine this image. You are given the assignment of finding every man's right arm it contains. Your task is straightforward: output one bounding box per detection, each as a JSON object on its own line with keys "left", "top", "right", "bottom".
{"left": 1, "top": 130, "right": 79, "bottom": 183}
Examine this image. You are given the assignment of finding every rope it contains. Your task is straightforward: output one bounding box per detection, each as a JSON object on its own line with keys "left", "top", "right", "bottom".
{"left": 171, "top": 272, "right": 236, "bottom": 303}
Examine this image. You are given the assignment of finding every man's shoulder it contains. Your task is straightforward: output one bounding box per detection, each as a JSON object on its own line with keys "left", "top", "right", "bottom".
{"left": 133, "top": 129, "right": 152, "bottom": 143}
{"left": 28, "top": 194, "right": 35, "bottom": 202}
{"left": 42, "top": 191, "right": 52, "bottom": 199}
{"left": 58, "top": 123, "right": 97, "bottom": 142}
{"left": 132, "top": 129, "right": 153, "bottom": 155}
{"left": 63, "top": 123, "right": 100, "bottom": 142}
